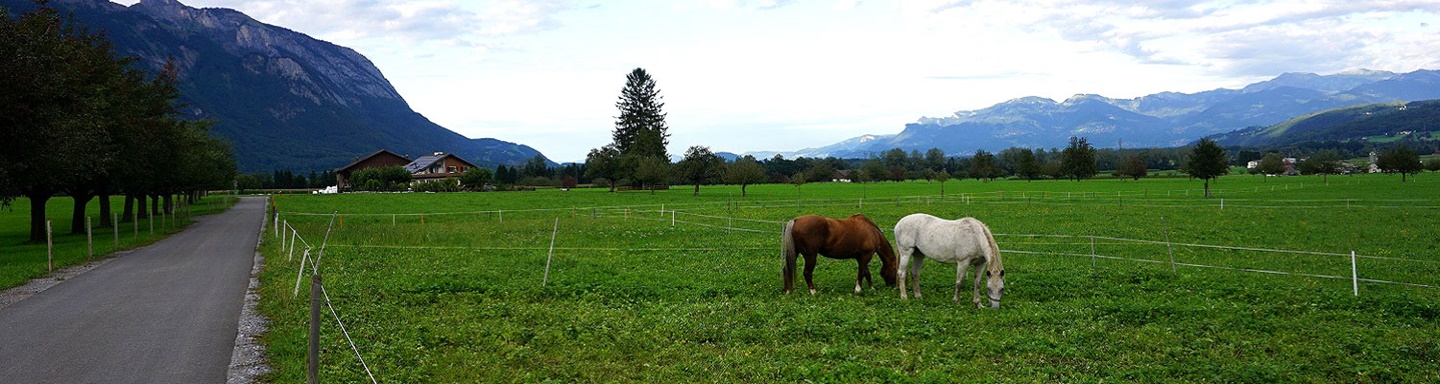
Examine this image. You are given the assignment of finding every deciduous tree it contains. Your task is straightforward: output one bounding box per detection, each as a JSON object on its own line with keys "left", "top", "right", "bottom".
{"left": 1060, "top": 137, "right": 1097, "bottom": 181}
{"left": 723, "top": 155, "right": 766, "bottom": 197}
{"left": 676, "top": 146, "right": 722, "bottom": 196}
{"left": 1377, "top": 144, "right": 1423, "bottom": 182}
{"left": 1185, "top": 138, "right": 1229, "bottom": 197}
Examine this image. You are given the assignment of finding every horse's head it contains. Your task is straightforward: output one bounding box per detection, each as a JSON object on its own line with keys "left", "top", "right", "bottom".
{"left": 983, "top": 269, "right": 1005, "bottom": 308}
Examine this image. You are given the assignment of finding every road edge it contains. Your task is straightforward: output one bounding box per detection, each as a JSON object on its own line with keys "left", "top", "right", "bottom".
{"left": 227, "top": 196, "right": 272, "bottom": 383}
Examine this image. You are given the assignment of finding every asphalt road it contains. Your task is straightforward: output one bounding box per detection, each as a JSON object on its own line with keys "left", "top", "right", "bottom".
{"left": 0, "top": 196, "right": 266, "bottom": 384}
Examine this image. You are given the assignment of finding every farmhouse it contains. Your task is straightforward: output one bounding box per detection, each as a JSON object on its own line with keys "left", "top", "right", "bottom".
{"left": 405, "top": 152, "right": 478, "bottom": 183}
{"left": 335, "top": 149, "right": 411, "bottom": 191}
{"left": 335, "top": 150, "right": 480, "bottom": 191}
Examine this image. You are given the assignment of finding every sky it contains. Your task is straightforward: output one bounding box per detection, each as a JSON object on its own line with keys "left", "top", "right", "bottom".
{"left": 111, "top": 0, "right": 1440, "bottom": 162}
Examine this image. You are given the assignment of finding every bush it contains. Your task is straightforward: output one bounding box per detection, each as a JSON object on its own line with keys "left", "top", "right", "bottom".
{"left": 1426, "top": 159, "right": 1440, "bottom": 172}
{"left": 414, "top": 178, "right": 461, "bottom": 192}
{"left": 352, "top": 166, "right": 411, "bottom": 191}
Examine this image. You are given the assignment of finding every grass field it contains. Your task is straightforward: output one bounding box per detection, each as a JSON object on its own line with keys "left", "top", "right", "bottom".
{"left": 258, "top": 173, "right": 1436, "bottom": 382}
{"left": 0, "top": 195, "right": 237, "bottom": 290}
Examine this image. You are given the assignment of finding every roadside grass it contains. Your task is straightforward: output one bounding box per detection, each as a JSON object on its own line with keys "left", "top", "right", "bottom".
{"left": 0, "top": 194, "right": 238, "bottom": 289}
{"left": 261, "top": 173, "right": 1439, "bottom": 382}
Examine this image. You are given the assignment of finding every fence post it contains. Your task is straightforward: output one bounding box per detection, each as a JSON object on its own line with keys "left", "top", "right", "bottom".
{"left": 1162, "top": 217, "right": 1176, "bottom": 274}
{"left": 543, "top": 218, "right": 558, "bottom": 287}
{"left": 274, "top": 212, "right": 279, "bottom": 238}
{"left": 1351, "top": 251, "right": 1359, "bottom": 296}
{"left": 308, "top": 273, "right": 322, "bottom": 384}
{"left": 113, "top": 213, "right": 119, "bottom": 250}
{"left": 47, "top": 220, "right": 53, "bottom": 272}
{"left": 288, "top": 229, "right": 297, "bottom": 262}
{"left": 671, "top": 210, "right": 676, "bottom": 228}
{"left": 133, "top": 213, "right": 138, "bottom": 240}
{"left": 86, "top": 216, "right": 93, "bottom": 260}
{"left": 499, "top": 210, "right": 503, "bottom": 224}
{"left": 149, "top": 212, "right": 154, "bottom": 236}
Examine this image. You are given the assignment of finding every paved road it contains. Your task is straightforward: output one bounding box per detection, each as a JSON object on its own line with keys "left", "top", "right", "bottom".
{"left": 0, "top": 196, "right": 266, "bottom": 384}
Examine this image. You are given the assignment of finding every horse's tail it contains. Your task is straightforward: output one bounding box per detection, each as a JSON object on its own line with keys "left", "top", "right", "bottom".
{"left": 978, "top": 220, "right": 1002, "bottom": 273}
{"left": 781, "top": 219, "right": 798, "bottom": 294}
{"left": 872, "top": 222, "right": 899, "bottom": 286}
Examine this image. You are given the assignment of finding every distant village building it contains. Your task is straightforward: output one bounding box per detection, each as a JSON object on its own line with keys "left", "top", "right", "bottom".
{"left": 1245, "top": 157, "right": 1299, "bottom": 176}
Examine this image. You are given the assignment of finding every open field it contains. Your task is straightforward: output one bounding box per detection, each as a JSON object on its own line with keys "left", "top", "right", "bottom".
{"left": 262, "top": 173, "right": 1439, "bottom": 382}
{"left": 0, "top": 195, "right": 237, "bottom": 290}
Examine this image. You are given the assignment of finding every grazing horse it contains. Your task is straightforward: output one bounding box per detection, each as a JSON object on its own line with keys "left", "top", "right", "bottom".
{"left": 893, "top": 213, "right": 1005, "bottom": 308}
{"left": 781, "top": 214, "right": 898, "bottom": 295}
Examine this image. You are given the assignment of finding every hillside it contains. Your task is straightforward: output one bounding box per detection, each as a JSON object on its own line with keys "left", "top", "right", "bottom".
{"left": 3, "top": 0, "right": 548, "bottom": 172}
{"left": 1209, "top": 100, "right": 1440, "bottom": 147}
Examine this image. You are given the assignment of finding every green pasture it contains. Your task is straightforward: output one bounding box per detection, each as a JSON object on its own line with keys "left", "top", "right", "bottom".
{"left": 0, "top": 195, "right": 237, "bottom": 289}
{"left": 258, "top": 173, "right": 1436, "bottom": 382}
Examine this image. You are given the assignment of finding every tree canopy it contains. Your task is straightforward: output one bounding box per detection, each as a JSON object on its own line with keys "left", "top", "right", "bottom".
{"left": 675, "top": 146, "right": 723, "bottom": 196}
{"left": 1, "top": 4, "right": 235, "bottom": 241}
{"left": 1060, "top": 136, "right": 1098, "bottom": 181}
{"left": 1376, "top": 144, "right": 1423, "bottom": 182}
{"left": 1186, "top": 138, "right": 1230, "bottom": 197}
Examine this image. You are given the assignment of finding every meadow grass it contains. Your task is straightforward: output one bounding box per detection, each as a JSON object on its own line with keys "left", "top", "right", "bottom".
{"left": 262, "top": 173, "right": 1438, "bottom": 382}
{"left": 0, "top": 194, "right": 237, "bottom": 289}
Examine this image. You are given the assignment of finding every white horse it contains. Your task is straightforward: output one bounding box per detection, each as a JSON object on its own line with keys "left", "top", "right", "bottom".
{"left": 893, "top": 213, "right": 1005, "bottom": 308}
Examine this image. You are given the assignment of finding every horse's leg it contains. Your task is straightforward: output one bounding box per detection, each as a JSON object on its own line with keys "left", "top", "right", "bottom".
{"left": 954, "top": 261, "right": 969, "bottom": 303}
{"left": 855, "top": 257, "right": 873, "bottom": 293}
{"left": 897, "top": 249, "right": 911, "bottom": 299}
{"left": 803, "top": 253, "right": 819, "bottom": 295}
{"left": 972, "top": 261, "right": 987, "bottom": 308}
{"left": 911, "top": 256, "right": 925, "bottom": 300}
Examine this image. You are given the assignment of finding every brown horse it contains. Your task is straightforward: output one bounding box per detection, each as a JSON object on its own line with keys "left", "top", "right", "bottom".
{"left": 782, "top": 214, "right": 898, "bottom": 295}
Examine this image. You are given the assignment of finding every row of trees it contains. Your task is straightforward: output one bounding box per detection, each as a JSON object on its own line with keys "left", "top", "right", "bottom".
{"left": 1, "top": 4, "right": 236, "bottom": 242}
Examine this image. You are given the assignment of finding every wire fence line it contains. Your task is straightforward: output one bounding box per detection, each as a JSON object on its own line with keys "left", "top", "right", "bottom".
{"left": 284, "top": 206, "right": 1435, "bottom": 291}
{"left": 1001, "top": 249, "right": 1434, "bottom": 289}
{"left": 273, "top": 213, "right": 378, "bottom": 384}
{"left": 272, "top": 182, "right": 1440, "bottom": 220}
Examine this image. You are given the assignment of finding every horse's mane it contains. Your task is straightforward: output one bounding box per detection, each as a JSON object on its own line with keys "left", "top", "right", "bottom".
{"left": 976, "top": 219, "right": 1003, "bottom": 273}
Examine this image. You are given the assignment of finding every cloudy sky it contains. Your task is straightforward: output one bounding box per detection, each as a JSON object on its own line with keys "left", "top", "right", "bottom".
{"left": 112, "top": 0, "right": 1440, "bottom": 162}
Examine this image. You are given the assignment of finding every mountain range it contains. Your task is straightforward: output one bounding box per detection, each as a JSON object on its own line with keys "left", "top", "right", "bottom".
{"left": 5, "top": 0, "right": 548, "bottom": 172}
{"left": 754, "top": 69, "right": 1440, "bottom": 159}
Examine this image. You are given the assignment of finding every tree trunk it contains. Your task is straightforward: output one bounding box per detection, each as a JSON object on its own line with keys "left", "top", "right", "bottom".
{"left": 1204, "top": 179, "right": 1211, "bottom": 198}
{"left": 741, "top": 184, "right": 748, "bottom": 197}
{"left": 28, "top": 193, "right": 51, "bottom": 243}
{"left": 70, "top": 192, "right": 94, "bottom": 234}
{"left": 123, "top": 194, "right": 136, "bottom": 222}
{"left": 163, "top": 194, "right": 174, "bottom": 214}
{"left": 99, "top": 193, "right": 112, "bottom": 228}
{"left": 150, "top": 194, "right": 161, "bottom": 216}
{"left": 136, "top": 194, "right": 149, "bottom": 219}
{"left": 693, "top": 183, "right": 700, "bottom": 196}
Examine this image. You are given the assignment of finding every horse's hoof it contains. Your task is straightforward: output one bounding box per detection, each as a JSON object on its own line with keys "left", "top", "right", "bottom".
{"left": 809, "top": 289, "right": 816, "bottom": 295}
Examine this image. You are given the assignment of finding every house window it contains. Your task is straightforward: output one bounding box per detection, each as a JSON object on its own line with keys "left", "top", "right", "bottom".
{"left": 448, "top": 166, "right": 457, "bottom": 173}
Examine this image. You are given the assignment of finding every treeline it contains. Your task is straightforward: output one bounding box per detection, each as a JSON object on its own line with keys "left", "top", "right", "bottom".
{"left": 235, "top": 169, "right": 338, "bottom": 190}
{"left": 1, "top": 5, "right": 236, "bottom": 242}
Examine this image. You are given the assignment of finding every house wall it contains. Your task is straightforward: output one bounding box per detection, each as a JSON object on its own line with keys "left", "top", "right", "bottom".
{"left": 338, "top": 152, "right": 411, "bottom": 189}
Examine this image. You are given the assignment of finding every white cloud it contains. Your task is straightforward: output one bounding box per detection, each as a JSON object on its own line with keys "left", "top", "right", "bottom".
{"left": 107, "top": 0, "right": 1440, "bottom": 162}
